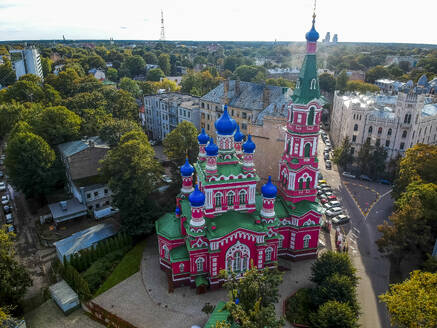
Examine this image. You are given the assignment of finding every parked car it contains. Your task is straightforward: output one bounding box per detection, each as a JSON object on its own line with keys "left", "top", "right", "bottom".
{"left": 0, "top": 170, "right": 3, "bottom": 178}
{"left": 318, "top": 179, "right": 327, "bottom": 185}
{"left": 323, "top": 203, "right": 334, "bottom": 210}
{"left": 161, "top": 175, "right": 172, "bottom": 184}
{"left": 318, "top": 193, "right": 328, "bottom": 200}
{"left": 322, "top": 186, "right": 332, "bottom": 192}
{"left": 3, "top": 205, "right": 11, "bottom": 213}
{"left": 342, "top": 172, "right": 356, "bottom": 179}
{"left": 332, "top": 214, "right": 350, "bottom": 225}
{"left": 359, "top": 174, "right": 372, "bottom": 181}
{"left": 319, "top": 183, "right": 328, "bottom": 188}
{"left": 379, "top": 179, "right": 391, "bottom": 185}
{"left": 0, "top": 154, "right": 5, "bottom": 160}
{"left": 326, "top": 207, "right": 343, "bottom": 217}
{"left": 324, "top": 153, "right": 330, "bottom": 160}
{"left": 329, "top": 200, "right": 341, "bottom": 208}
{"left": 5, "top": 213, "right": 13, "bottom": 224}
{"left": 325, "top": 160, "right": 332, "bottom": 170}
{"left": 0, "top": 182, "right": 5, "bottom": 191}
{"left": 322, "top": 191, "right": 333, "bottom": 197}
{"left": 1, "top": 195, "right": 9, "bottom": 205}
{"left": 320, "top": 198, "right": 328, "bottom": 204}
{"left": 5, "top": 224, "right": 15, "bottom": 233}
{"left": 327, "top": 195, "right": 337, "bottom": 201}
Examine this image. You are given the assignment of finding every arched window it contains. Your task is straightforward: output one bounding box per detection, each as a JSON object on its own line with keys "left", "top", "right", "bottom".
{"left": 278, "top": 235, "right": 284, "bottom": 248}
{"left": 234, "top": 252, "right": 241, "bottom": 271}
{"left": 354, "top": 124, "right": 358, "bottom": 131}
{"left": 304, "top": 143, "right": 311, "bottom": 157}
{"left": 162, "top": 245, "right": 169, "bottom": 259}
{"left": 215, "top": 192, "right": 222, "bottom": 208}
{"left": 226, "top": 241, "right": 250, "bottom": 273}
{"left": 307, "top": 107, "right": 315, "bottom": 126}
{"left": 368, "top": 126, "right": 373, "bottom": 134}
{"left": 298, "top": 178, "right": 304, "bottom": 190}
{"left": 402, "top": 130, "right": 407, "bottom": 138}
{"left": 196, "top": 257, "right": 204, "bottom": 272}
{"left": 227, "top": 258, "right": 232, "bottom": 273}
{"left": 286, "top": 139, "right": 291, "bottom": 154}
{"left": 303, "top": 235, "right": 311, "bottom": 248}
{"left": 265, "top": 247, "right": 273, "bottom": 261}
{"left": 310, "top": 78, "right": 317, "bottom": 90}
{"left": 239, "top": 190, "right": 247, "bottom": 205}
{"left": 378, "top": 127, "right": 383, "bottom": 135}
{"left": 404, "top": 114, "right": 408, "bottom": 124}
{"left": 387, "top": 128, "right": 392, "bottom": 136}
{"left": 179, "top": 263, "right": 184, "bottom": 272}
{"left": 227, "top": 191, "right": 235, "bottom": 206}
{"left": 290, "top": 110, "right": 293, "bottom": 123}
{"left": 306, "top": 177, "right": 311, "bottom": 189}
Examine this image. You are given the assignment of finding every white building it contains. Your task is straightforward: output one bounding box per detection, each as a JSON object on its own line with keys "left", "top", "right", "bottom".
{"left": 331, "top": 87, "right": 437, "bottom": 161}
{"left": 10, "top": 48, "right": 44, "bottom": 81}
{"left": 141, "top": 93, "right": 200, "bottom": 141}
{"left": 88, "top": 68, "right": 106, "bottom": 80}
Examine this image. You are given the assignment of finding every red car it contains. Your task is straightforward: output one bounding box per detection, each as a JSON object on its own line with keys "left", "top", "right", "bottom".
{"left": 327, "top": 195, "right": 337, "bottom": 201}
{"left": 320, "top": 198, "right": 329, "bottom": 204}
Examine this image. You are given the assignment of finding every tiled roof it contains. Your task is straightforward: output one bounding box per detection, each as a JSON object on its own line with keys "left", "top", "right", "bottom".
{"left": 201, "top": 80, "right": 288, "bottom": 111}
{"left": 58, "top": 136, "right": 109, "bottom": 158}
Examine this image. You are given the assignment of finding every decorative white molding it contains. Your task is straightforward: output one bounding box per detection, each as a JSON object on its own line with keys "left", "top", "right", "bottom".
{"left": 192, "top": 237, "right": 208, "bottom": 248}
{"left": 303, "top": 218, "right": 316, "bottom": 226}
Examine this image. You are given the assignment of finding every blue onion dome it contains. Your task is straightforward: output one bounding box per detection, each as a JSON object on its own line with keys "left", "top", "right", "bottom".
{"left": 234, "top": 125, "right": 244, "bottom": 142}
{"left": 417, "top": 74, "right": 428, "bottom": 86}
{"left": 262, "top": 176, "right": 278, "bottom": 198}
{"left": 197, "top": 128, "right": 209, "bottom": 144}
{"left": 180, "top": 158, "right": 194, "bottom": 177}
{"left": 205, "top": 137, "right": 218, "bottom": 156}
{"left": 305, "top": 21, "right": 319, "bottom": 42}
{"left": 214, "top": 105, "right": 237, "bottom": 135}
{"left": 189, "top": 185, "right": 205, "bottom": 207}
{"left": 175, "top": 207, "right": 181, "bottom": 215}
{"left": 242, "top": 135, "right": 256, "bottom": 153}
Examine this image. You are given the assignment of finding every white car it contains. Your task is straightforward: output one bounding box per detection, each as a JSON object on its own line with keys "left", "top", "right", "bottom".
{"left": 5, "top": 213, "right": 13, "bottom": 224}
{"left": 329, "top": 200, "right": 341, "bottom": 208}
{"left": 325, "top": 207, "right": 343, "bottom": 217}
{"left": 332, "top": 214, "right": 350, "bottom": 225}
{"left": 1, "top": 195, "right": 8, "bottom": 205}
{"left": 342, "top": 172, "right": 356, "bottom": 179}
{"left": 161, "top": 175, "right": 172, "bottom": 184}
{"left": 0, "top": 182, "right": 6, "bottom": 191}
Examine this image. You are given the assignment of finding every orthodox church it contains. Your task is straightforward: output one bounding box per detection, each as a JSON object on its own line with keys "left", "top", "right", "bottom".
{"left": 156, "top": 15, "right": 324, "bottom": 290}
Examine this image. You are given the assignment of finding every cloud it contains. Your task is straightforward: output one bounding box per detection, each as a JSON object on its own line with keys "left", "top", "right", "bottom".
{"left": 120, "top": 26, "right": 128, "bottom": 29}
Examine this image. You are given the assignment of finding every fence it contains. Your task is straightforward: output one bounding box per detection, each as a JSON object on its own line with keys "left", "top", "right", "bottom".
{"left": 84, "top": 301, "right": 137, "bottom": 328}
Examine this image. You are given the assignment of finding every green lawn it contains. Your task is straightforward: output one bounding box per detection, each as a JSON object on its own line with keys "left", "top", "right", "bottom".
{"left": 94, "top": 239, "right": 147, "bottom": 297}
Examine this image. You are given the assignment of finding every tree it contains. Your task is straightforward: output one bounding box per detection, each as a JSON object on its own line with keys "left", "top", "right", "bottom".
{"left": 40, "top": 57, "right": 53, "bottom": 77}
{"left": 366, "top": 65, "right": 390, "bottom": 83}
{"left": 368, "top": 145, "right": 387, "bottom": 179}
{"left": 163, "top": 121, "right": 199, "bottom": 165}
{"left": 100, "top": 130, "right": 162, "bottom": 236}
{"left": 105, "top": 89, "right": 138, "bottom": 121}
{"left": 0, "top": 60, "right": 16, "bottom": 87}
{"left": 158, "top": 53, "right": 171, "bottom": 75}
{"left": 265, "top": 77, "right": 294, "bottom": 88}
{"left": 119, "top": 77, "right": 141, "bottom": 98}
{"left": 47, "top": 67, "right": 80, "bottom": 97}
{"left": 147, "top": 68, "right": 165, "bottom": 82}
{"left": 318, "top": 73, "right": 336, "bottom": 93}
{"left": 357, "top": 138, "right": 372, "bottom": 175}
{"left": 137, "top": 81, "right": 159, "bottom": 95}
{"left": 0, "top": 102, "right": 25, "bottom": 138}
{"left": 0, "top": 307, "right": 9, "bottom": 326}
{"left": 224, "top": 56, "right": 243, "bottom": 72}
{"left": 3, "top": 80, "right": 45, "bottom": 103}
{"left": 122, "top": 55, "right": 145, "bottom": 78}
{"left": 379, "top": 270, "right": 437, "bottom": 328}
{"left": 99, "top": 118, "right": 142, "bottom": 147}
{"left": 221, "top": 266, "right": 284, "bottom": 328}
{"left": 310, "top": 301, "right": 358, "bottom": 328}
{"left": 156, "top": 78, "right": 180, "bottom": 92}
{"left": 335, "top": 70, "right": 348, "bottom": 91}
{"left": 0, "top": 221, "right": 33, "bottom": 315}
{"left": 63, "top": 91, "right": 107, "bottom": 112}
{"left": 79, "top": 107, "right": 112, "bottom": 136}
{"left": 233, "top": 65, "right": 265, "bottom": 82}
{"left": 5, "top": 131, "right": 56, "bottom": 197}
{"left": 332, "top": 137, "right": 354, "bottom": 170}
{"left": 33, "top": 106, "right": 82, "bottom": 145}
{"left": 180, "top": 70, "right": 222, "bottom": 97}
{"left": 310, "top": 251, "right": 357, "bottom": 285}
{"left": 345, "top": 80, "right": 380, "bottom": 93}
{"left": 106, "top": 67, "right": 118, "bottom": 82}
{"left": 143, "top": 51, "right": 158, "bottom": 64}
{"left": 312, "top": 273, "right": 359, "bottom": 314}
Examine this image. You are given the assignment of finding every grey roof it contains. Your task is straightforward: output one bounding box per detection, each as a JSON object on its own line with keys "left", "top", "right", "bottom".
{"left": 54, "top": 222, "right": 119, "bottom": 259}
{"left": 201, "top": 80, "right": 289, "bottom": 111}
{"left": 58, "top": 136, "right": 109, "bottom": 158}
{"left": 49, "top": 280, "right": 78, "bottom": 305}
{"left": 48, "top": 198, "right": 87, "bottom": 220}
{"left": 369, "top": 107, "right": 396, "bottom": 120}
{"left": 422, "top": 104, "right": 437, "bottom": 117}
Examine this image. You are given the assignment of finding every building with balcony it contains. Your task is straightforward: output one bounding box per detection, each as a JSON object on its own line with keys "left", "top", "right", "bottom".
{"left": 10, "top": 47, "right": 44, "bottom": 81}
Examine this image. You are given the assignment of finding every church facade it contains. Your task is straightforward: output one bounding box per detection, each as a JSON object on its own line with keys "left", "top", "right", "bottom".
{"left": 155, "top": 16, "right": 324, "bottom": 290}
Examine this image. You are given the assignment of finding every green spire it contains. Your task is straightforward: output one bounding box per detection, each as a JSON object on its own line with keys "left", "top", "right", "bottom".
{"left": 291, "top": 52, "right": 320, "bottom": 105}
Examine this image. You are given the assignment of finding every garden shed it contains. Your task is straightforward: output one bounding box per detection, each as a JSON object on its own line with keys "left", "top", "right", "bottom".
{"left": 49, "top": 280, "right": 80, "bottom": 315}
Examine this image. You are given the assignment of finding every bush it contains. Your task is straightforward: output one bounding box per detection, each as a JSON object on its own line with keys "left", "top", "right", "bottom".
{"left": 310, "top": 251, "right": 357, "bottom": 285}
{"left": 285, "top": 288, "right": 315, "bottom": 326}
{"left": 310, "top": 301, "right": 358, "bottom": 328}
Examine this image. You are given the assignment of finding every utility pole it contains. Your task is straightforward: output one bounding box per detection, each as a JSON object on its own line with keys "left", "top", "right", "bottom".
{"left": 160, "top": 10, "right": 166, "bottom": 41}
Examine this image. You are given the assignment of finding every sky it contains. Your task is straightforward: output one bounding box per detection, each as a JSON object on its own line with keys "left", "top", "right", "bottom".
{"left": 0, "top": 0, "right": 436, "bottom": 44}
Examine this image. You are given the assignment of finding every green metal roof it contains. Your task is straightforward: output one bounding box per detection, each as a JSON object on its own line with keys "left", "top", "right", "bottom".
{"left": 195, "top": 275, "right": 209, "bottom": 287}
{"left": 206, "top": 210, "right": 266, "bottom": 239}
{"left": 291, "top": 54, "right": 320, "bottom": 105}
{"left": 169, "top": 244, "right": 189, "bottom": 262}
{"left": 204, "top": 301, "right": 231, "bottom": 328}
{"left": 155, "top": 213, "right": 182, "bottom": 240}
{"left": 195, "top": 160, "right": 259, "bottom": 186}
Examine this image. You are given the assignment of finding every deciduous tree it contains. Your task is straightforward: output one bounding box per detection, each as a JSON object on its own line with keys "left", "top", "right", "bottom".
{"left": 147, "top": 68, "right": 165, "bottom": 82}
{"left": 99, "top": 118, "right": 142, "bottom": 147}
{"left": 310, "top": 301, "right": 358, "bottom": 328}
{"left": 163, "top": 121, "right": 199, "bottom": 165}
{"left": 310, "top": 251, "right": 357, "bottom": 285}
{"left": 158, "top": 53, "right": 171, "bottom": 75}
{"left": 332, "top": 137, "right": 354, "bottom": 170}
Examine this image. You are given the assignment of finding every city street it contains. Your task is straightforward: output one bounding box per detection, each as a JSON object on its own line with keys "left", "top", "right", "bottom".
{"left": 317, "top": 135, "right": 392, "bottom": 328}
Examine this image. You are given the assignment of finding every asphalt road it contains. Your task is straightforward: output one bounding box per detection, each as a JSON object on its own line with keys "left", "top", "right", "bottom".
{"left": 318, "top": 135, "right": 392, "bottom": 328}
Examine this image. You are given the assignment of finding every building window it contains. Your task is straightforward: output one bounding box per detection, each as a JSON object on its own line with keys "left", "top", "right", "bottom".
{"left": 368, "top": 126, "right": 373, "bottom": 134}
{"left": 207, "top": 124, "right": 210, "bottom": 131}
{"left": 306, "top": 177, "right": 311, "bottom": 189}
{"left": 105, "top": 200, "right": 110, "bottom": 205}
{"left": 386, "top": 140, "right": 390, "bottom": 147}
{"left": 278, "top": 235, "right": 284, "bottom": 248}
{"left": 297, "top": 114, "right": 302, "bottom": 123}
{"left": 94, "top": 191, "right": 99, "bottom": 197}
{"left": 231, "top": 109, "right": 234, "bottom": 116}
{"left": 307, "top": 107, "right": 315, "bottom": 125}
{"left": 387, "top": 128, "right": 392, "bottom": 136}
{"left": 352, "top": 135, "right": 357, "bottom": 142}
{"left": 366, "top": 137, "right": 371, "bottom": 144}
{"left": 265, "top": 247, "right": 273, "bottom": 261}
{"left": 400, "top": 142, "right": 405, "bottom": 150}
{"left": 201, "top": 113, "right": 205, "bottom": 119}
{"left": 290, "top": 111, "right": 293, "bottom": 123}
{"left": 95, "top": 203, "right": 100, "bottom": 209}
{"left": 303, "top": 235, "right": 311, "bottom": 248}
{"left": 351, "top": 147, "right": 355, "bottom": 155}
{"left": 196, "top": 257, "right": 204, "bottom": 272}
{"left": 215, "top": 193, "right": 222, "bottom": 208}
{"left": 298, "top": 178, "right": 304, "bottom": 190}
{"left": 242, "top": 112, "right": 247, "bottom": 119}
{"left": 163, "top": 245, "right": 169, "bottom": 259}
{"left": 227, "top": 191, "right": 235, "bottom": 206}
{"left": 188, "top": 111, "right": 191, "bottom": 118}
{"left": 234, "top": 252, "right": 241, "bottom": 271}
{"left": 353, "top": 124, "right": 358, "bottom": 131}
{"left": 241, "top": 123, "right": 247, "bottom": 130}
{"left": 304, "top": 143, "right": 311, "bottom": 157}
{"left": 104, "top": 189, "right": 108, "bottom": 194}
{"left": 87, "top": 193, "right": 91, "bottom": 199}
{"left": 239, "top": 190, "right": 247, "bottom": 204}
{"left": 376, "top": 138, "right": 381, "bottom": 146}
{"left": 378, "top": 127, "right": 383, "bottom": 135}
{"left": 179, "top": 263, "right": 184, "bottom": 272}
{"left": 207, "top": 114, "right": 210, "bottom": 120}
{"left": 207, "top": 104, "right": 210, "bottom": 110}
{"left": 286, "top": 139, "right": 291, "bottom": 154}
